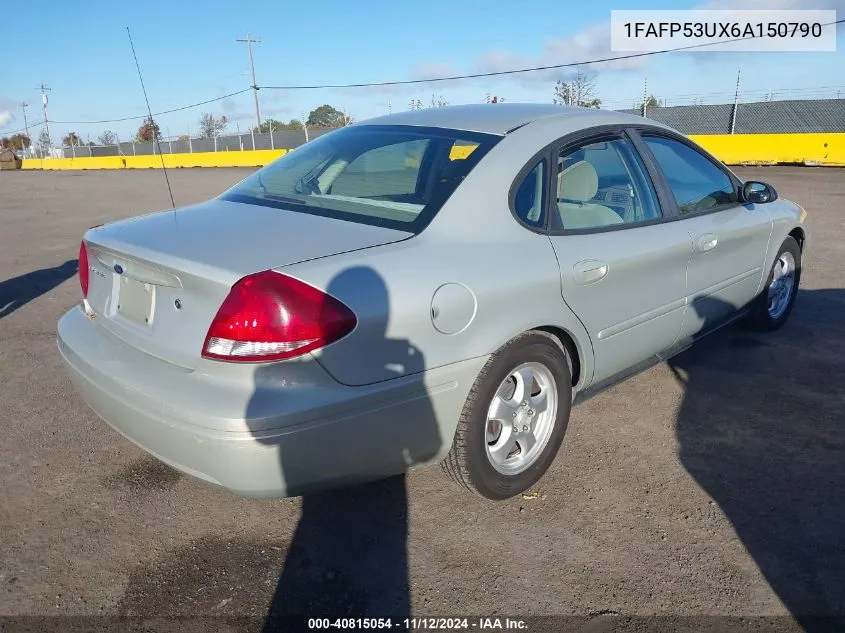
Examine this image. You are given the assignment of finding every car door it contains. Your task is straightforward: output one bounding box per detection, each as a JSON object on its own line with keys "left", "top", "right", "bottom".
{"left": 635, "top": 132, "right": 774, "bottom": 338}
{"left": 544, "top": 130, "right": 693, "bottom": 387}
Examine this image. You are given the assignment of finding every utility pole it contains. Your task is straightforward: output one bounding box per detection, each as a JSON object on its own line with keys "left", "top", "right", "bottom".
{"left": 39, "top": 83, "right": 52, "bottom": 148}
{"left": 730, "top": 69, "right": 741, "bottom": 135}
{"left": 236, "top": 33, "right": 262, "bottom": 130}
{"left": 642, "top": 77, "right": 648, "bottom": 117}
{"left": 20, "top": 102, "right": 30, "bottom": 151}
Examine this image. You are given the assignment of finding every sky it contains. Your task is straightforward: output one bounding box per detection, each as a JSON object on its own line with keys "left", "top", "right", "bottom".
{"left": 1, "top": 0, "right": 843, "bottom": 144}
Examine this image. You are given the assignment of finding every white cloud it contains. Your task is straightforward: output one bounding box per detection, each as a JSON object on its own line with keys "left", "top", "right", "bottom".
{"left": 410, "top": 21, "right": 646, "bottom": 92}
{"left": 0, "top": 110, "right": 13, "bottom": 129}
{"left": 410, "top": 62, "right": 463, "bottom": 81}
{"left": 696, "top": 0, "right": 844, "bottom": 34}
{"left": 410, "top": 0, "right": 842, "bottom": 90}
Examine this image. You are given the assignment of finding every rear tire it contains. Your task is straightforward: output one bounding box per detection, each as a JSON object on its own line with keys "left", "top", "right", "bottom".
{"left": 442, "top": 331, "right": 572, "bottom": 500}
{"left": 746, "top": 236, "right": 802, "bottom": 331}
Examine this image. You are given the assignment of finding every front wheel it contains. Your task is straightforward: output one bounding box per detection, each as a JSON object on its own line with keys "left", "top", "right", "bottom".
{"left": 747, "top": 236, "right": 802, "bottom": 331}
{"left": 442, "top": 331, "right": 572, "bottom": 500}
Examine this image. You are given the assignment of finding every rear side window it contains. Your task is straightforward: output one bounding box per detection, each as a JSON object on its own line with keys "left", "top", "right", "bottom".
{"left": 513, "top": 160, "right": 547, "bottom": 229}
{"left": 222, "top": 126, "right": 499, "bottom": 233}
{"left": 642, "top": 135, "right": 737, "bottom": 215}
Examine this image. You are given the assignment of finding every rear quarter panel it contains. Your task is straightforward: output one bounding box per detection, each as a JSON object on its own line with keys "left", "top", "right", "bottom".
{"left": 283, "top": 228, "right": 593, "bottom": 389}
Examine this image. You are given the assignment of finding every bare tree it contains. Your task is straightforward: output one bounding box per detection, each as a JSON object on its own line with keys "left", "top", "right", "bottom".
{"left": 0, "top": 134, "right": 30, "bottom": 150}
{"left": 429, "top": 94, "right": 449, "bottom": 108}
{"left": 554, "top": 67, "right": 600, "bottom": 108}
{"left": 198, "top": 113, "right": 229, "bottom": 139}
{"left": 98, "top": 130, "right": 118, "bottom": 145}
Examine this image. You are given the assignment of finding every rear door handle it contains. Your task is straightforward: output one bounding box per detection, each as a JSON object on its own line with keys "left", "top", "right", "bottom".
{"left": 695, "top": 233, "right": 718, "bottom": 253}
{"left": 574, "top": 259, "right": 609, "bottom": 285}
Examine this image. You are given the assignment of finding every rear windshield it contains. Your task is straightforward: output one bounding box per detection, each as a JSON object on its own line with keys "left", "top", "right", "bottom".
{"left": 221, "top": 125, "right": 500, "bottom": 233}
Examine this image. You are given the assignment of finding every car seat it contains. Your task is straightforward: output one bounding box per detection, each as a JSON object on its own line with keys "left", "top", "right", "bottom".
{"left": 556, "top": 161, "right": 624, "bottom": 230}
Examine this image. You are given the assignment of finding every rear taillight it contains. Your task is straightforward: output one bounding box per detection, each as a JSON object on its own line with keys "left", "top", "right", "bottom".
{"left": 78, "top": 240, "right": 89, "bottom": 298}
{"left": 202, "top": 271, "right": 357, "bottom": 363}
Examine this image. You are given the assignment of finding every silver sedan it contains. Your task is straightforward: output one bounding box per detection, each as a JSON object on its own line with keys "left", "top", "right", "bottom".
{"left": 57, "top": 104, "right": 809, "bottom": 500}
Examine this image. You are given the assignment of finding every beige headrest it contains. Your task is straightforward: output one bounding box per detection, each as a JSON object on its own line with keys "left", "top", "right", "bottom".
{"left": 558, "top": 161, "right": 598, "bottom": 203}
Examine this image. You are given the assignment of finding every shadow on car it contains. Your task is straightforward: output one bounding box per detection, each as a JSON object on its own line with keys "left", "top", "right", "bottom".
{"left": 672, "top": 290, "right": 845, "bottom": 632}
{"left": 0, "top": 259, "right": 78, "bottom": 320}
{"left": 248, "top": 265, "right": 442, "bottom": 631}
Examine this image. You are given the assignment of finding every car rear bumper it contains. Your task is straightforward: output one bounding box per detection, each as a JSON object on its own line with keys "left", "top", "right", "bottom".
{"left": 58, "top": 306, "right": 486, "bottom": 498}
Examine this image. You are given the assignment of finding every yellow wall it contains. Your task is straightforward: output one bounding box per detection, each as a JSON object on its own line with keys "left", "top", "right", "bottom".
{"left": 21, "top": 149, "right": 287, "bottom": 171}
{"left": 19, "top": 133, "right": 845, "bottom": 170}
{"left": 689, "top": 133, "right": 845, "bottom": 167}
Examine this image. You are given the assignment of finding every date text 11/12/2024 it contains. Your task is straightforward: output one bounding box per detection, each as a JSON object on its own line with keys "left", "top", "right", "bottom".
{"left": 307, "top": 617, "right": 529, "bottom": 630}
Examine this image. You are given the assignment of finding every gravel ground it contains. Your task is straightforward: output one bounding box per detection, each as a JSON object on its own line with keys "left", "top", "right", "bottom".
{"left": 1, "top": 167, "right": 843, "bottom": 632}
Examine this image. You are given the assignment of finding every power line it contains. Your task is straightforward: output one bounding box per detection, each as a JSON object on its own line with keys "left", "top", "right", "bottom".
{"left": 2, "top": 17, "right": 843, "bottom": 134}
{"left": 2, "top": 84, "right": 841, "bottom": 138}
{"left": 49, "top": 87, "right": 252, "bottom": 124}
{"left": 258, "top": 18, "right": 845, "bottom": 90}
{"left": 2, "top": 119, "right": 46, "bottom": 137}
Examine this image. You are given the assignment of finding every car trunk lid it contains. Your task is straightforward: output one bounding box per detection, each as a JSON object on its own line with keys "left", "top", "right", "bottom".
{"left": 82, "top": 198, "right": 411, "bottom": 370}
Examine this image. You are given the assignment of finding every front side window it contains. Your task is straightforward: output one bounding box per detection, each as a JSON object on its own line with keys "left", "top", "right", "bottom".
{"left": 642, "top": 135, "right": 737, "bottom": 215}
{"left": 554, "top": 137, "right": 661, "bottom": 231}
{"left": 222, "top": 125, "right": 499, "bottom": 232}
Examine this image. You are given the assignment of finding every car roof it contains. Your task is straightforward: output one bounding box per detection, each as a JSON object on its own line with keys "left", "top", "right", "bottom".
{"left": 355, "top": 103, "right": 653, "bottom": 136}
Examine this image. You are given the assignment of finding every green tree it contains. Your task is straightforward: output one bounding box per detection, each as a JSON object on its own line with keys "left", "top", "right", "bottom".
{"left": 136, "top": 117, "right": 161, "bottom": 142}
{"left": 254, "top": 118, "right": 305, "bottom": 133}
{"left": 198, "top": 113, "right": 229, "bottom": 139}
{"left": 37, "top": 129, "right": 51, "bottom": 150}
{"left": 642, "top": 95, "right": 661, "bottom": 108}
{"left": 306, "top": 105, "right": 349, "bottom": 128}
{"left": 97, "top": 130, "right": 118, "bottom": 145}
{"left": 62, "top": 132, "right": 83, "bottom": 146}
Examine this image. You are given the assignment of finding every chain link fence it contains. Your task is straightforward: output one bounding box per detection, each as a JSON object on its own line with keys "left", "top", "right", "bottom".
{"left": 14, "top": 96, "right": 845, "bottom": 160}
{"left": 616, "top": 98, "right": 845, "bottom": 135}
{"left": 55, "top": 127, "right": 337, "bottom": 159}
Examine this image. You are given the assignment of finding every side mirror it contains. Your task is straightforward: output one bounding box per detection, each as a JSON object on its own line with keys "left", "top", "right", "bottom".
{"left": 742, "top": 181, "right": 778, "bottom": 204}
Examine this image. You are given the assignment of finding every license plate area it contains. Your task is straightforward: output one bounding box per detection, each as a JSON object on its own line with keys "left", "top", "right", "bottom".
{"left": 117, "top": 277, "right": 155, "bottom": 326}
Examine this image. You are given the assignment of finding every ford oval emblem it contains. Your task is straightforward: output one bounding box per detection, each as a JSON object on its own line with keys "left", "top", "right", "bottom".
{"left": 114, "top": 264, "right": 124, "bottom": 275}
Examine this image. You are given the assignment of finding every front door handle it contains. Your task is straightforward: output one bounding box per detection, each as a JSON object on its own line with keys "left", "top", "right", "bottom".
{"left": 695, "top": 233, "right": 718, "bottom": 253}
{"left": 574, "top": 259, "right": 609, "bottom": 285}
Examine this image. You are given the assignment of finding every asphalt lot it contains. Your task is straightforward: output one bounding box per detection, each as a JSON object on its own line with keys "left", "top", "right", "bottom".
{"left": 1, "top": 167, "right": 844, "bottom": 632}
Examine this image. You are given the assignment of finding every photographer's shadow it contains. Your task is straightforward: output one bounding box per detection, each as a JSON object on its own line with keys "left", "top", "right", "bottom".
{"left": 0, "top": 259, "right": 78, "bottom": 319}
{"left": 247, "top": 266, "right": 442, "bottom": 630}
{"left": 672, "top": 291, "right": 845, "bottom": 631}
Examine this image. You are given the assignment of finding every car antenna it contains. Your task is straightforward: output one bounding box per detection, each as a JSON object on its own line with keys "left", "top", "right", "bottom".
{"left": 126, "top": 26, "right": 176, "bottom": 210}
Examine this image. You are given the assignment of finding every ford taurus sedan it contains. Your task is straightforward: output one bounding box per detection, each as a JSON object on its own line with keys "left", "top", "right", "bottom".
{"left": 57, "top": 104, "right": 809, "bottom": 500}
